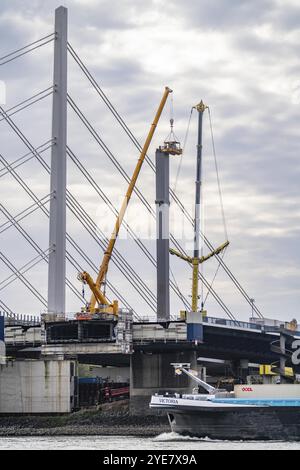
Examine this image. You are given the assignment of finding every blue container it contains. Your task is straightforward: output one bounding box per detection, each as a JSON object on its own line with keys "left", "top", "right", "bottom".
{"left": 187, "top": 323, "right": 203, "bottom": 342}
{"left": 79, "top": 377, "right": 103, "bottom": 384}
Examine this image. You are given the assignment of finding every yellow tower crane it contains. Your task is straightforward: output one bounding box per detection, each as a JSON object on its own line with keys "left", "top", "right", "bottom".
{"left": 78, "top": 87, "right": 173, "bottom": 317}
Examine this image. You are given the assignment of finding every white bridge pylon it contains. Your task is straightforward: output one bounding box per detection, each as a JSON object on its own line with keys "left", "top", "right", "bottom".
{"left": 48, "top": 6, "right": 68, "bottom": 315}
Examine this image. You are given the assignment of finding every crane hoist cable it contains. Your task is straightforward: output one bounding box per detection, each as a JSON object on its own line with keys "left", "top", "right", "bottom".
{"left": 171, "top": 103, "right": 230, "bottom": 310}
{"left": 202, "top": 107, "right": 229, "bottom": 305}
{"left": 208, "top": 106, "right": 228, "bottom": 241}
{"left": 169, "top": 91, "right": 174, "bottom": 124}
{"left": 67, "top": 99, "right": 235, "bottom": 320}
{"left": 169, "top": 101, "right": 230, "bottom": 315}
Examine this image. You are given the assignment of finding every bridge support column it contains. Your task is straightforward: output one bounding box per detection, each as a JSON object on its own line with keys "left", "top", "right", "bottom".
{"left": 130, "top": 350, "right": 198, "bottom": 415}
{"left": 0, "top": 316, "right": 5, "bottom": 365}
{"left": 155, "top": 149, "right": 170, "bottom": 323}
{"left": 279, "top": 332, "right": 288, "bottom": 383}
{"left": 48, "top": 6, "right": 68, "bottom": 314}
{"left": 232, "top": 359, "right": 249, "bottom": 383}
{"left": 239, "top": 359, "right": 249, "bottom": 383}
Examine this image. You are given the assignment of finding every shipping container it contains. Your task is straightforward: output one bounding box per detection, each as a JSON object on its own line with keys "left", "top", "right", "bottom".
{"left": 234, "top": 384, "right": 300, "bottom": 399}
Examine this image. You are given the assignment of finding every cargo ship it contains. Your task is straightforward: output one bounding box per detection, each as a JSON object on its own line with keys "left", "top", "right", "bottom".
{"left": 150, "top": 363, "right": 300, "bottom": 441}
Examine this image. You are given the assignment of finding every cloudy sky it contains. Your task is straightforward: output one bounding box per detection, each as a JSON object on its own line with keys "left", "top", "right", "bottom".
{"left": 0, "top": 0, "right": 300, "bottom": 323}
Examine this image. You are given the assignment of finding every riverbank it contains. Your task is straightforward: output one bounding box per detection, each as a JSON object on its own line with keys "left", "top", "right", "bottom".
{"left": 0, "top": 402, "right": 169, "bottom": 437}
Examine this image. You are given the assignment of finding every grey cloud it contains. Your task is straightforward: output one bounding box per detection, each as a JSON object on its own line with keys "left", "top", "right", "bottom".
{"left": 271, "top": 5, "right": 300, "bottom": 32}
{"left": 90, "top": 58, "right": 143, "bottom": 87}
{"left": 169, "top": 0, "right": 274, "bottom": 30}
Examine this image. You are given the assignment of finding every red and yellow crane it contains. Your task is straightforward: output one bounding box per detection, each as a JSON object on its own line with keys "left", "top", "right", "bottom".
{"left": 78, "top": 87, "right": 172, "bottom": 317}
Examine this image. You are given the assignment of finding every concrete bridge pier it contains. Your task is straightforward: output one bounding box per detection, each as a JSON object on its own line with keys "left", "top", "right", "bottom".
{"left": 239, "top": 359, "right": 249, "bottom": 382}
{"left": 231, "top": 358, "right": 249, "bottom": 383}
{"left": 130, "top": 350, "right": 198, "bottom": 415}
{"left": 0, "top": 316, "right": 5, "bottom": 365}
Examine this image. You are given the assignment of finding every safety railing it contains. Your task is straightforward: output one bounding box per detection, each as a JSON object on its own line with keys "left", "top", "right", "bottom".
{"left": 202, "top": 316, "right": 263, "bottom": 331}
{"left": 3, "top": 312, "right": 40, "bottom": 326}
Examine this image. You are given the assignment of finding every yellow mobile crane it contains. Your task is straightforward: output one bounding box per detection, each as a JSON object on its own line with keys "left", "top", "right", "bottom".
{"left": 78, "top": 87, "right": 172, "bottom": 317}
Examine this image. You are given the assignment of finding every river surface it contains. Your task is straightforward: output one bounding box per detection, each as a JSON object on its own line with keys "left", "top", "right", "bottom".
{"left": 0, "top": 434, "right": 300, "bottom": 450}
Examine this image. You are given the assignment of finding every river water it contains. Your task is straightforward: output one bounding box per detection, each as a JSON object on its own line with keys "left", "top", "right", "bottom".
{"left": 0, "top": 434, "right": 300, "bottom": 450}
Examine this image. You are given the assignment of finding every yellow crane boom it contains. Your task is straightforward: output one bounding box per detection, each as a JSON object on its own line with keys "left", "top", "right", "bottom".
{"left": 83, "top": 86, "right": 172, "bottom": 314}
